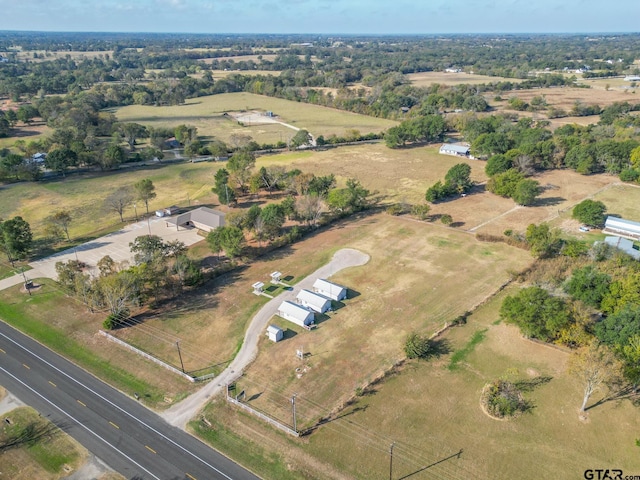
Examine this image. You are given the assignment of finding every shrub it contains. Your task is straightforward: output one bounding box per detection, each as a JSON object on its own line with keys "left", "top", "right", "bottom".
{"left": 440, "top": 214, "right": 453, "bottom": 225}
{"left": 404, "top": 333, "right": 433, "bottom": 359}
{"left": 481, "top": 379, "right": 530, "bottom": 418}
{"left": 386, "top": 204, "right": 404, "bottom": 216}
{"left": 411, "top": 204, "right": 431, "bottom": 220}
{"left": 103, "top": 313, "right": 120, "bottom": 330}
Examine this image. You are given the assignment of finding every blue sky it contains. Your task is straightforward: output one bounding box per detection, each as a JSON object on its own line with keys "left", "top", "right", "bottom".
{"left": 0, "top": 0, "right": 638, "bottom": 34}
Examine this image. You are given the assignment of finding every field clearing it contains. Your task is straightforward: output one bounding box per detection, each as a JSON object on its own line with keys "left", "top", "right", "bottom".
{"left": 232, "top": 214, "right": 531, "bottom": 428}
{"left": 471, "top": 169, "right": 618, "bottom": 236}
{"left": 407, "top": 71, "right": 523, "bottom": 87}
{"left": 113, "top": 92, "right": 398, "bottom": 139}
{"left": 199, "top": 283, "right": 640, "bottom": 480}
{"left": 579, "top": 77, "right": 639, "bottom": 91}
{"left": 0, "top": 162, "right": 219, "bottom": 239}
{"left": 9, "top": 49, "right": 112, "bottom": 63}
{"left": 209, "top": 69, "right": 281, "bottom": 78}
{"left": 589, "top": 182, "right": 640, "bottom": 220}
{"left": 0, "top": 123, "right": 52, "bottom": 149}
{"left": 0, "top": 406, "right": 86, "bottom": 479}
{"left": 498, "top": 86, "right": 636, "bottom": 110}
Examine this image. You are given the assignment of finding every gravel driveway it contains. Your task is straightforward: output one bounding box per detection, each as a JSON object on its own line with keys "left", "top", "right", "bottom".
{"left": 161, "top": 248, "right": 370, "bottom": 428}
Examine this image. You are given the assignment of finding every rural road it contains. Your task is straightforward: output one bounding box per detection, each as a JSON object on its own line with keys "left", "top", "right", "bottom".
{"left": 0, "top": 320, "right": 260, "bottom": 480}
{"left": 161, "top": 248, "right": 370, "bottom": 428}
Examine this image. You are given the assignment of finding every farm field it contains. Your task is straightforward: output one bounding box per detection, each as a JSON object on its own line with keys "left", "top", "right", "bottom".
{"left": 209, "top": 69, "right": 280, "bottom": 78}
{"left": 496, "top": 85, "right": 636, "bottom": 111}
{"left": 112, "top": 92, "right": 398, "bottom": 141}
{"left": 6, "top": 49, "right": 112, "bottom": 63}
{"left": 0, "top": 162, "right": 220, "bottom": 239}
{"left": 198, "top": 283, "right": 640, "bottom": 480}
{"left": 407, "top": 71, "right": 523, "bottom": 87}
{"left": 0, "top": 123, "right": 52, "bottom": 149}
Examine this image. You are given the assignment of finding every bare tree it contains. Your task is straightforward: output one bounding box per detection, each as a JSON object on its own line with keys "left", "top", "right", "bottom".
{"left": 105, "top": 187, "right": 134, "bottom": 222}
{"left": 569, "top": 341, "right": 623, "bottom": 414}
{"left": 296, "top": 194, "right": 324, "bottom": 228}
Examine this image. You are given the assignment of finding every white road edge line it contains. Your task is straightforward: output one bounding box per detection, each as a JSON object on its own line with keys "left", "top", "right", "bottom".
{"left": 0, "top": 329, "right": 234, "bottom": 480}
{"left": 0, "top": 365, "right": 161, "bottom": 480}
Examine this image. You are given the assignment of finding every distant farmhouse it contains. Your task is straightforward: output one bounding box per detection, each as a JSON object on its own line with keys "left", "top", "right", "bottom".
{"left": 164, "top": 207, "right": 225, "bottom": 233}
{"left": 439, "top": 143, "right": 474, "bottom": 159}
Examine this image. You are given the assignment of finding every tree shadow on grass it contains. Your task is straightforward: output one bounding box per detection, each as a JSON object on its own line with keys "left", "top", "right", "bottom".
{"left": 513, "top": 375, "right": 553, "bottom": 392}
{"left": 586, "top": 384, "right": 640, "bottom": 411}
{"left": 533, "top": 196, "right": 565, "bottom": 207}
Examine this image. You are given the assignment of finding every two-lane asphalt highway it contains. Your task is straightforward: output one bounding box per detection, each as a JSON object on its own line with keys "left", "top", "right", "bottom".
{"left": 0, "top": 321, "right": 260, "bottom": 480}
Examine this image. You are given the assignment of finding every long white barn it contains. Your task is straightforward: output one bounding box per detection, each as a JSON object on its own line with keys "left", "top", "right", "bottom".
{"left": 603, "top": 216, "right": 640, "bottom": 240}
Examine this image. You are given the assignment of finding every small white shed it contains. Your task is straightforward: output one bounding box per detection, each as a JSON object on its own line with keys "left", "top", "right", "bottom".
{"left": 312, "top": 279, "right": 347, "bottom": 301}
{"left": 252, "top": 282, "right": 265, "bottom": 295}
{"left": 277, "top": 301, "right": 315, "bottom": 327}
{"left": 266, "top": 325, "right": 284, "bottom": 342}
{"left": 296, "top": 289, "right": 332, "bottom": 313}
{"left": 270, "top": 271, "right": 282, "bottom": 283}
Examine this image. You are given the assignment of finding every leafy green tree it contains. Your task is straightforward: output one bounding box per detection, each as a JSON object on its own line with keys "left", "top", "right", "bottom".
{"left": 595, "top": 305, "right": 640, "bottom": 348}
{"left": 213, "top": 168, "right": 236, "bottom": 205}
{"left": 487, "top": 169, "right": 525, "bottom": 197}
{"left": 206, "top": 228, "right": 224, "bottom": 259}
{"left": 525, "top": 223, "right": 561, "bottom": 258}
{"left": 512, "top": 179, "right": 541, "bottom": 206}
{"left": 118, "top": 123, "right": 148, "bottom": 151}
{"left": 308, "top": 174, "right": 336, "bottom": 197}
{"left": 500, "top": 286, "right": 571, "bottom": 341}
{"left": 1, "top": 153, "right": 26, "bottom": 180}
{"left": 100, "top": 144, "right": 126, "bottom": 170}
{"left": 260, "top": 204, "right": 286, "bottom": 239}
{"left": 572, "top": 199, "right": 607, "bottom": 227}
{"left": 0, "top": 216, "right": 33, "bottom": 265}
{"left": 440, "top": 214, "right": 453, "bottom": 225}
{"left": 290, "top": 129, "right": 310, "bottom": 149}
{"left": 227, "top": 151, "right": 256, "bottom": 193}
{"left": 218, "top": 226, "right": 245, "bottom": 258}
{"left": 444, "top": 163, "right": 473, "bottom": 193}
{"left": 134, "top": 178, "right": 157, "bottom": 214}
{"left": 172, "top": 254, "right": 202, "bottom": 287}
{"left": 129, "top": 235, "right": 166, "bottom": 264}
{"left": 601, "top": 272, "right": 640, "bottom": 314}
{"left": 485, "top": 154, "right": 513, "bottom": 177}
{"left": 629, "top": 145, "right": 640, "bottom": 169}
{"left": 564, "top": 266, "right": 611, "bottom": 308}
{"left": 45, "top": 148, "right": 77, "bottom": 176}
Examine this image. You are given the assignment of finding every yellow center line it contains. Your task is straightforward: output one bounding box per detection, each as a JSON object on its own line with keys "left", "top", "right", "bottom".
{"left": 22, "top": 363, "right": 30, "bottom": 369}
{"left": 48, "top": 381, "right": 57, "bottom": 387}
{"left": 145, "top": 445, "right": 157, "bottom": 454}
{"left": 109, "top": 421, "right": 120, "bottom": 429}
{"left": 0, "top": 347, "right": 5, "bottom": 353}
{"left": 186, "top": 474, "right": 197, "bottom": 480}
{"left": 77, "top": 400, "right": 86, "bottom": 407}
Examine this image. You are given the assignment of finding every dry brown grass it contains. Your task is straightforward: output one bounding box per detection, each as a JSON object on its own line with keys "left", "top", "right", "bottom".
{"left": 407, "top": 71, "right": 523, "bottom": 87}
{"left": 498, "top": 86, "right": 637, "bottom": 111}
{"left": 9, "top": 50, "right": 112, "bottom": 63}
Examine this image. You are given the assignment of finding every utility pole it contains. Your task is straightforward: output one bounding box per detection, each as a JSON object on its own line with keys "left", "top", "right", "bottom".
{"left": 176, "top": 341, "right": 185, "bottom": 373}
{"left": 389, "top": 442, "right": 395, "bottom": 480}
{"left": 20, "top": 268, "right": 31, "bottom": 297}
{"left": 133, "top": 202, "right": 138, "bottom": 221}
{"left": 187, "top": 192, "right": 190, "bottom": 206}
{"left": 291, "top": 394, "right": 297, "bottom": 433}
{"left": 147, "top": 216, "right": 152, "bottom": 236}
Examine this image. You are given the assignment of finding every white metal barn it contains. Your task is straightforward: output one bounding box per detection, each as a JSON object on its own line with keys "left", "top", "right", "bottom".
{"left": 312, "top": 279, "right": 347, "bottom": 301}
{"left": 277, "top": 301, "right": 315, "bottom": 327}
{"left": 266, "top": 325, "right": 284, "bottom": 342}
{"left": 603, "top": 216, "right": 640, "bottom": 240}
{"left": 296, "top": 289, "right": 332, "bottom": 313}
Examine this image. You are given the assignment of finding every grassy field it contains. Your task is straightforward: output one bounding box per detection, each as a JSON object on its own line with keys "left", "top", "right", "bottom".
{"left": 230, "top": 213, "right": 531, "bottom": 431}
{"left": 113, "top": 92, "right": 398, "bottom": 141}
{"left": 0, "top": 161, "right": 220, "bottom": 239}
{"left": 407, "top": 71, "right": 524, "bottom": 87}
{"left": 496, "top": 86, "right": 637, "bottom": 112}
{"left": 7, "top": 49, "right": 112, "bottom": 63}
{"left": 0, "top": 406, "right": 85, "bottom": 479}
{"left": 0, "top": 280, "right": 198, "bottom": 408}
{"left": 197, "top": 283, "right": 640, "bottom": 480}
{"left": 0, "top": 123, "right": 52, "bottom": 149}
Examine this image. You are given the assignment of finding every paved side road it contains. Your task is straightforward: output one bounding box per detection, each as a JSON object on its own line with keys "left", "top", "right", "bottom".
{"left": 0, "top": 321, "right": 260, "bottom": 480}
{"left": 161, "top": 248, "right": 370, "bottom": 428}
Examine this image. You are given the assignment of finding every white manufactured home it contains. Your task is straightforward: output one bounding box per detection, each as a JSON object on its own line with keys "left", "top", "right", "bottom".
{"left": 312, "top": 279, "right": 347, "bottom": 301}
{"left": 277, "top": 301, "right": 315, "bottom": 328}
{"left": 296, "top": 289, "right": 332, "bottom": 314}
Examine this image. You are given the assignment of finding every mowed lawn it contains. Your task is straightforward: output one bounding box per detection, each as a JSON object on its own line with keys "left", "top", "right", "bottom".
{"left": 407, "top": 71, "right": 524, "bottom": 87}
{"left": 0, "top": 162, "right": 221, "bottom": 239}
{"left": 232, "top": 213, "right": 532, "bottom": 430}
{"left": 113, "top": 92, "right": 398, "bottom": 141}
